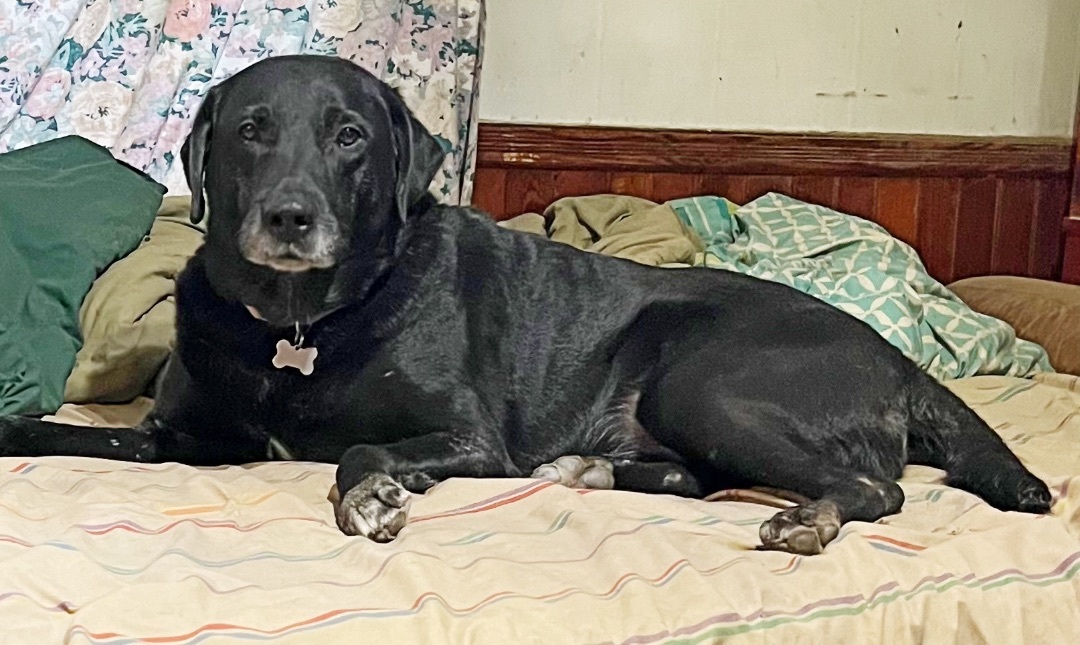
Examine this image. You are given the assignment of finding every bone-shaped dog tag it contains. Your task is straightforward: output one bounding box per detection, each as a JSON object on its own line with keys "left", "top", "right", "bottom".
{"left": 272, "top": 340, "right": 318, "bottom": 375}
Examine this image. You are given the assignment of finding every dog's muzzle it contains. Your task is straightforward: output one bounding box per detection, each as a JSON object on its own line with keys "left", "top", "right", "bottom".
{"left": 240, "top": 191, "right": 341, "bottom": 273}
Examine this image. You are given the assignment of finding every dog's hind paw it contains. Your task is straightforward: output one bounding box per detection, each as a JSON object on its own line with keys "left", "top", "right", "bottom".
{"left": 758, "top": 500, "right": 841, "bottom": 556}
{"left": 531, "top": 456, "right": 615, "bottom": 490}
{"left": 1014, "top": 478, "right": 1053, "bottom": 514}
{"left": 335, "top": 473, "right": 412, "bottom": 541}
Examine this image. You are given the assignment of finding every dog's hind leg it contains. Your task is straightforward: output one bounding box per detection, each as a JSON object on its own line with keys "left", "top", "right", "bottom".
{"left": 531, "top": 455, "right": 617, "bottom": 490}
{"left": 721, "top": 439, "right": 904, "bottom": 555}
{"left": 640, "top": 397, "right": 905, "bottom": 554}
{"left": 753, "top": 466, "right": 904, "bottom": 555}
{"left": 906, "top": 374, "right": 1051, "bottom": 514}
{"left": 608, "top": 459, "right": 704, "bottom": 497}
{"left": 530, "top": 456, "right": 704, "bottom": 497}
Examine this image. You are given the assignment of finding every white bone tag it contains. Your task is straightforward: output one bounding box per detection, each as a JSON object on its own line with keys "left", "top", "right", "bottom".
{"left": 272, "top": 340, "right": 318, "bottom": 375}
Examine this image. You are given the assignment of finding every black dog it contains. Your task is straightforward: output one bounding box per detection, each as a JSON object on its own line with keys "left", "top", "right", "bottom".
{"left": 0, "top": 56, "right": 1051, "bottom": 554}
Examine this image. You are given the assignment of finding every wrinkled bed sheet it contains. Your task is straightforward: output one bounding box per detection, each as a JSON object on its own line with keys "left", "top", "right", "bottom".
{"left": 2, "top": 374, "right": 1078, "bottom": 643}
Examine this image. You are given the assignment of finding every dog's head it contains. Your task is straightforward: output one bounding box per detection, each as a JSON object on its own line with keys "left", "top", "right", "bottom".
{"left": 181, "top": 55, "right": 445, "bottom": 326}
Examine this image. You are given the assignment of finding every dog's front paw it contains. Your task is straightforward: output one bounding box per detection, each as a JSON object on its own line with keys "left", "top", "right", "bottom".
{"left": 758, "top": 500, "right": 841, "bottom": 555}
{"left": 335, "top": 473, "right": 412, "bottom": 541}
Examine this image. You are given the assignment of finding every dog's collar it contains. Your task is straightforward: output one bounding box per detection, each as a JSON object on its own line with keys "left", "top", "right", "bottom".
{"left": 242, "top": 303, "right": 345, "bottom": 327}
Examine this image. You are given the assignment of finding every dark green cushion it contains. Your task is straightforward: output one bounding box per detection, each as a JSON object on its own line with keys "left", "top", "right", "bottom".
{"left": 0, "top": 136, "right": 165, "bottom": 415}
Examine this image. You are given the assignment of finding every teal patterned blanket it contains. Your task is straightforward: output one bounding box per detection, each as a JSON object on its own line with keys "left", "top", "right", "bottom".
{"left": 670, "top": 194, "right": 1051, "bottom": 381}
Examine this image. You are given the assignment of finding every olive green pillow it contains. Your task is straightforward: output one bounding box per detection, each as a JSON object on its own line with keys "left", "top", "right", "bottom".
{"left": 64, "top": 196, "right": 204, "bottom": 403}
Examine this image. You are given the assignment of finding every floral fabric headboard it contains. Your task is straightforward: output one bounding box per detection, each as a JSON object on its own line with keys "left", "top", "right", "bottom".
{"left": 0, "top": 0, "right": 485, "bottom": 203}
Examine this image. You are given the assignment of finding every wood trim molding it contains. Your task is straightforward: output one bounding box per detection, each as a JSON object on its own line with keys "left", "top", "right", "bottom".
{"left": 477, "top": 123, "right": 1072, "bottom": 179}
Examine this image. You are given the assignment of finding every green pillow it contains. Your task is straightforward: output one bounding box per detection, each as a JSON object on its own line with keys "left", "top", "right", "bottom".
{"left": 0, "top": 136, "right": 165, "bottom": 416}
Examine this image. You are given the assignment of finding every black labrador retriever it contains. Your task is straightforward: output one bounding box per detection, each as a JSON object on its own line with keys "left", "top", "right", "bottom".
{"left": 0, "top": 56, "right": 1052, "bottom": 554}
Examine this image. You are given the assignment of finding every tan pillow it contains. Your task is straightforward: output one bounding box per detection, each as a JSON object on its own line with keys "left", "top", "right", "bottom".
{"left": 948, "top": 276, "right": 1080, "bottom": 376}
{"left": 64, "top": 197, "right": 203, "bottom": 403}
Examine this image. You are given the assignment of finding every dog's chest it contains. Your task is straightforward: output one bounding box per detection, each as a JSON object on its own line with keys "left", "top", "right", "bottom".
{"left": 240, "top": 347, "right": 445, "bottom": 457}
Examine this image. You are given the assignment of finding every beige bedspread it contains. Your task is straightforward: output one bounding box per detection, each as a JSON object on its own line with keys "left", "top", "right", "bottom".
{"left": 2, "top": 374, "right": 1079, "bottom": 643}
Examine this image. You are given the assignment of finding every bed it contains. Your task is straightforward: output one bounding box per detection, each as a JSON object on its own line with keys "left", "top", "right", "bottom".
{"left": 0, "top": 371, "right": 1075, "bottom": 642}
{"left": 3, "top": 2, "right": 1080, "bottom": 643}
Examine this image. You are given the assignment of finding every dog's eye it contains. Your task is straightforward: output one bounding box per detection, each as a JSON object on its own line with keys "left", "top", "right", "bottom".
{"left": 336, "top": 126, "right": 362, "bottom": 148}
{"left": 238, "top": 122, "right": 257, "bottom": 141}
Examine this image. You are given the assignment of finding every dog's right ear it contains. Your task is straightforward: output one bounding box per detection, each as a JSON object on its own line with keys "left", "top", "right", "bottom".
{"left": 181, "top": 87, "right": 216, "bottom": 225}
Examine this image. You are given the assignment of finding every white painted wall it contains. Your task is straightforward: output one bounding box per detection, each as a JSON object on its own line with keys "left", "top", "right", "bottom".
{"left": 480, "top": 0, "right": 1080, "bottom": 137}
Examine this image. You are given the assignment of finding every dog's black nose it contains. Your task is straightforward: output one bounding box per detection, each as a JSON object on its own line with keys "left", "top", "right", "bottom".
{"left": 262, "top": 203, "right": 315, "bottom": 243}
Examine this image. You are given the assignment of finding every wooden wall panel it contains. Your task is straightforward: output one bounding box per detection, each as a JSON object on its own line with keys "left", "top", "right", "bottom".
{"left": 474, "top": 123, "right": 1074, "bottom": 283}
{"left": 743, "top": 175, "right": 792, "bottom": 202}
{"left": 503, "top": 169, "right": 554, "bottom": 216}
{"left": 700, "top": 175, "right": 749, "bottom": 204}
{"left": 836, "top": 178, "right": 877, "bottom": 221}
{"left": 952, "top": 178, "right": 998, "bottom": 281}
{"left": 875, "top": 179, "right": 920, "bottom": 245}
{"left": 471, "top": 168, "right": 505, "bottom": 216}
{"left": 650, "top": 173, "right": 703, "bottom": 202}
{"left": 789, "top": 177, "right": 839, "bottom": 206}
{"left": 610, "top": 173, "right": 654, "bottom": 200}
{"left": 554, "top": 171, "right": 611, "bottom": 200}
{"left": 992, "top": 179, "right": 1039, "bottom": 276}
{"left": 916, "top": 179, "right": 961, "bottom": 280}
{"left": 1063, "top": 76, "right": 1080, "bottom": 284}
{"left": 1063, "top": 219, "right": 1080, "bottom": 285}
{"left": 1031, "top": 178, "right": 1068, "bottom": 280}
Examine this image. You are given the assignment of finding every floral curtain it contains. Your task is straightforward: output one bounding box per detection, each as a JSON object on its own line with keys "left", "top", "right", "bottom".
{"left": 0, "top": 0, "right": 485, "bottom": 203}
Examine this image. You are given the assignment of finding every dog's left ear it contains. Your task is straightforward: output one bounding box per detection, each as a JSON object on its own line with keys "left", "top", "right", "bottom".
{"left": 181, "top": 86, "right": 217, "bottom": 225}
{"left": 388, "top": 90, "right": 446, "bottom": 222}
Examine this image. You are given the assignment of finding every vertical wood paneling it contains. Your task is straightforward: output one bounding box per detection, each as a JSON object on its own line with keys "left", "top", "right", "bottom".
{"left": 610, "top": 173, "right": 655, "bottom": 199}
{"left": 472, "top": 128, "right": 1073, "bottom": 281}
{"left": 837, "top": 178, "right": 878, "bottom": 219}
{"left": 916, "top": 178, "right": 961, "bottom": 282}
{"left": 1030, "top": 178, "right": 1069, "bottom": 279}
{"left": 552, "top": 171, "right": 612, "bottom": 200}
{"left": 1059, "top": 74, "right": 1079, "bottom": 281}
{"left": 701, "top": 175, "right": 751, "bottom": 204}
{"left": 874, "top": 179, "right": 920, "bottom": 245}
{"left": 474, "top": 169, "right": 1070, "bottom": 281}
{"left": 790, "top": 176, "right": 840, "bottom": 209}
{"left": 952, "top": 178, "right": 998, "bottom": 280}
{"left": 650, "top": 173, "right": 704, "bottom": 202}
{"left": 504, "top": 170, "right": 555, "bottom": 218}
{"left": 471, "top": 168, "right": 506, "bottom": 217}
{"left": 993, "top": 179, "right": 1038, "bottom": 275}
{"left": 1063, "top": 220, "right": 1080, "bottom": 284}
{"left": 742, "top": 175, "right": 792, "bottom": 202}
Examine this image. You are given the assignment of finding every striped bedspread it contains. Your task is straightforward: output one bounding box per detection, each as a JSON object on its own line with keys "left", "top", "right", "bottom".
{"left": 2, "top": 374, "right": 1079, "bottom": 643}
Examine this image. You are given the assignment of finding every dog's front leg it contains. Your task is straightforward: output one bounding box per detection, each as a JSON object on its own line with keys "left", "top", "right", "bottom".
{"left": 0, "top": 416, "right": 158, "bottom": 461}
{"left": 334, "top": 431, "right": 512, "bottom": 541}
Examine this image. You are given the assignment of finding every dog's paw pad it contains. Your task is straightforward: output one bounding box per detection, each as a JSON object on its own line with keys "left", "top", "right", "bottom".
{"left": 758, "top": 500, "right": 841, "bottom": 555}
{"left": 335, "top": 473, "right": 411, "bottom": 541}
{"left": 531, "top": 456, "right": 614, "bottom": 490}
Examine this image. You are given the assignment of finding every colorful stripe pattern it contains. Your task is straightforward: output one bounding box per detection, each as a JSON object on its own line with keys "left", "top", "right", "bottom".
{"left": 1, "top": 373, "right": 1079, "bottom": 643}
